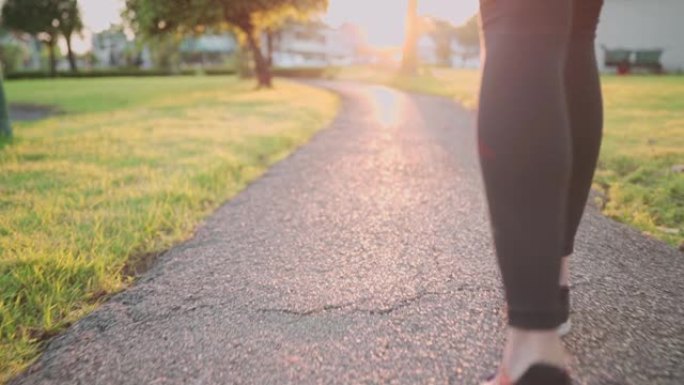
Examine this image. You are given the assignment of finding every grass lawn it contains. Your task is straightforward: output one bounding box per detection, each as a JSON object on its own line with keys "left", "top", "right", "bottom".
{"left": 0, "top": 76, "right": 338, "bottom": 382}
{"left": 335, "top": 66, "right": 684, "bottom": 247}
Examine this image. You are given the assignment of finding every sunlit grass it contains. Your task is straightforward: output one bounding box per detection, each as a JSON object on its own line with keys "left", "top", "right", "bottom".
{"left": 0, "top": 76, "right": 339, "bottom": 382}
{"left": 596, "top": 76, "right": 684, "bottom": 245}
{"left": 335, "top": 67, "right": 684, "bottom": 247}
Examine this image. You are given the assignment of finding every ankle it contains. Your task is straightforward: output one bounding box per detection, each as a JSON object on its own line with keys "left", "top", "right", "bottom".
{"left": 503, "top": 327, "right": 567, "bottom": 381}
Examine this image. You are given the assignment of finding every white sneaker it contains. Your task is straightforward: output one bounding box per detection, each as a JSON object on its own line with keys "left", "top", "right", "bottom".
{"left": 557, "top": 319, "right": 571, "bottom": 336}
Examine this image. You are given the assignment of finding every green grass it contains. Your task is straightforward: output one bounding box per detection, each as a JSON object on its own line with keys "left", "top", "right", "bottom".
{"left": 0, "top": 76, "right": 339, "bottom": 382}
{"left": 335, "top": 66, "right": 684, "bottom": 247}
{"left": 597, "top": 76, "right": 684, "bottom": 245}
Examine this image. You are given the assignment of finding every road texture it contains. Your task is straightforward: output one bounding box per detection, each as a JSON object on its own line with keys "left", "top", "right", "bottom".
{"left": 12, "top": 82, "right": 683, "bottom": 385}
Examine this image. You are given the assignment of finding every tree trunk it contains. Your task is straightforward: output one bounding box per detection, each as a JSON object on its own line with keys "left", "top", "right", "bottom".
{"left": 400, "top": 0, "right": 419, "bottom": 75}
{"left": 0, "top": 74, "right": 12, "bottom": 139}
{"left": 65, "top": 34, "right": 78, "bottom": 73}
{"left": 243, "top": 26, "right": 272, "bottom": 89}
{"left": 47, "top": 40, "right": 57, "bottom": 77}
{"left": 266, "top": 29, "right": 274, "bottom": 68}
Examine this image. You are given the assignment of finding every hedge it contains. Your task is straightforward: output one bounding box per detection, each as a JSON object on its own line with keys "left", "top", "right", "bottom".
{"left": 5, "top": 68, "right": 236, "bottom": 80}
{"left": 5, "top": 67, "right": 332, "bottom": 81}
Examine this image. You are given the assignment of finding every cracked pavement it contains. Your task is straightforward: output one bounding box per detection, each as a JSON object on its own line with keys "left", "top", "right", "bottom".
{"left": 12, "top": 82, "right": 683, "bottom": 385}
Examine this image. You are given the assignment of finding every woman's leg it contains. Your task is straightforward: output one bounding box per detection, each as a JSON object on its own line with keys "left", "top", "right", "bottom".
{"left": 478, "top": 0, "right": 572, "bottom": 332}
{"left": 477, "top": 0, "right": 573, "bottom": 381}
{"left": 562, "top": 0, "right": 604, "bottom": 258}
{"left": 559, "top": 0, "right": 604, "bottom": 324}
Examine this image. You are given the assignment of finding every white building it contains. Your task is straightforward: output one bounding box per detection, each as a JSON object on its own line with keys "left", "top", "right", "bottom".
{"left": 179, "top": 33, "right": 237, "bottom": 67}
{"left": 417, "top": 35, "right": 438, "bottom": 65}
{"left": 450, "top": 39, "right": 480, "bottom": 69}
{"left": 270, "top": 22, "right": 358, "bottom": 68}
{"left": 596, "top": 0, "right": 684, "bottom": 72}
{"left": 92, "top": 27, "right": 130, "bottom": 67}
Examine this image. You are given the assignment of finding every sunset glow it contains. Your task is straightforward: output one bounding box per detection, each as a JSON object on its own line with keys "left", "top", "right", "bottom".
{"left": 325, "top": 0, "right": 478, "bottom": 47}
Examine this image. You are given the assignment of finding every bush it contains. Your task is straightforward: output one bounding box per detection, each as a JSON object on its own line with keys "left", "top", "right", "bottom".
{"left": 0, "top": 44, "right": 26, "bottom": 74}
{"left": 271, "top": 67, "right": 330, "bottom": 78}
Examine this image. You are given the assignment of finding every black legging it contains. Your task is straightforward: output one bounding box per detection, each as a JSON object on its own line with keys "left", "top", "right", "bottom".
{"left": 477, "top": 0, "right": 604, "bottom": 330}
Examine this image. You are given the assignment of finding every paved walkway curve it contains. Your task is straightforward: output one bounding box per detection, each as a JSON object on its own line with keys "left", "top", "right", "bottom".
{"left": 12, "top": 82, "right": 682, "bottom": 385}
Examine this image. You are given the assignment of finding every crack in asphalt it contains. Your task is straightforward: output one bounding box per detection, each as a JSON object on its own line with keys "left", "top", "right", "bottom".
{"left": 256, "top": 291, "right": 447, "bottom": 318}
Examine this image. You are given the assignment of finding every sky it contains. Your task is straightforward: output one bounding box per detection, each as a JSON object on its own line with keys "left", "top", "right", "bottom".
{"left": 324, "top": 0, "right": 479, "bottom": 46}
{"left": 75, "top": 0, "right": 479, "bottom": 50}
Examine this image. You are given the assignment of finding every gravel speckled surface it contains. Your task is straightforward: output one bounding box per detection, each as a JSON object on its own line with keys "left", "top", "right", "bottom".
{"left": 12, "top": 82, "right": 683, "bottom": 385}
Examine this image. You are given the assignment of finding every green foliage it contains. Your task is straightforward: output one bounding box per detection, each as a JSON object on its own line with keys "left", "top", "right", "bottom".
{"left": 1, "top": 0, "right": 58, "bottom": 38}
{"left": 427, "top": 18, "right": 456, "bottom": 67}
{"left": 453, "top": 14, "right": 479, "bottom": 49}
{"left": 1, "top": 76, "right": 339, "bottom": 381}
{"left": 1, "top": 0, "right": 85, "bottom": 75}
{"left": 55, "top": 0, "right": 83, "bottom": 37}
{"left": 0, "top": 43, "right": 26, "bottom": 73}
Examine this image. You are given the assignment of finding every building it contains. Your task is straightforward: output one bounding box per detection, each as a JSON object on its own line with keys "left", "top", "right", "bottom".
{"left": 417, "top": 35, "right": 438, "bottom": 65}
{"left": 270, "top": 21, "right": 359, "bottom": 68}
{"left": 596, "top": 0, "right": 684, "bottom": 72}
{"left": 179, "top": 33, "right": 237, "bottom": 67}
{"left": 450, "top": 39, "right": 480, "bottom": 69}
{"left": 92, "top": 27, "right": 130, "bottom": 67}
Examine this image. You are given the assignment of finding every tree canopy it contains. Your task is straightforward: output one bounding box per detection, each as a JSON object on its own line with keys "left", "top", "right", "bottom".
{"left": 1, "top": 0, "right": 59, "bottom": 40}
{"left": 126, "top": 0, "right": 329, "bottom": 87}
{"left": 427, "top": 18, "right": 456, "bottom": 67}
{"left": 453, "top": 14, "right": 479, "bottom": 50}
{"left": 57, "top": 0, "right": 84, "bottom": 72}
{"left": 1, "top": 0, "right": 84, "bottom": 75}
{"left": 452, "top": 14, "right": 480, "bottom": 66}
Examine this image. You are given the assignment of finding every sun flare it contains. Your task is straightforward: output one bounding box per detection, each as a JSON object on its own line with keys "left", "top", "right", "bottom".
{"left": 324, "top": 0, "right": 478, "bottom": 48}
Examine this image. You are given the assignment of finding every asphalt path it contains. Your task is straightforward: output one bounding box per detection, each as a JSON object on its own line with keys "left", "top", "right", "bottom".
{"left": 12, "top": 81, "right": 683, "bottom": 385}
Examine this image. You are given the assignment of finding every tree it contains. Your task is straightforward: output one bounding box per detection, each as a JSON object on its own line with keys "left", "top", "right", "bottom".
{"left": 400, "top": 0, "right": 419, "bottom": 75}
{"left": 427, "top": 18, "right": 456, "bottom": 67}
{"left": 125, "top": 0, "right": 328, "bottom": 88}
{"left": 57, "top": 0, "right": 84, "bottom": 73}
{"left": 452, "top": 14, "right": 480, "bottom": 67}
{"left": 1, "top": 0, "right": 60, "bottom": 76}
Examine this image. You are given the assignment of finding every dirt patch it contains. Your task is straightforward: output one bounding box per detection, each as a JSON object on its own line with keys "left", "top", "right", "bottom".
{"left": 9, "top": 103, "right": 62, "bottom": 122}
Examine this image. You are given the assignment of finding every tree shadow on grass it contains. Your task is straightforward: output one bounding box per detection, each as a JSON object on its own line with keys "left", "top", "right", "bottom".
{"left": 9, "top": 103, "right": 62, "bottom": 122}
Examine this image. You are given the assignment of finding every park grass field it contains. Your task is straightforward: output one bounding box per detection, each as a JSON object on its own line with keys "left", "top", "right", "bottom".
{"left": 335, "top": 66, "right": 684, "bottom": 247}
{"left": 0, "top": 76, "right": 339, "bottom": 382}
